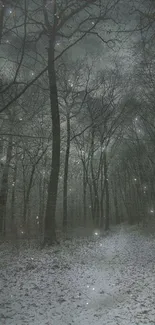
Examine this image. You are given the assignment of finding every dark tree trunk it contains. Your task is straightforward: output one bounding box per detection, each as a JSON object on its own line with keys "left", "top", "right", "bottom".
{"left": 83, "top": 165, "right": 87, "bottom": 226}
{"left": 126, "top": 169, "right": 135, "bottom": 225}
{"left": 100, "top": 150, "right": 105, "bottom": 228}
{"left": 0, "top": 137, "right": 3, "bottom": 155}
{"left": 94, "top": 196, "right": 100, "bottom": 227}
{"left": 0, "top": 1, "right": 4, "bottom": 44}
{"left": 90, "top": 128, "right": 100, "bottom": 226}
{"left": 44, "top": 41, "right": 60, "bottom": 245}
{"left": 23, "top": 165, "right": 35, "bottom": 232}
{"left": 104, "top": 149, "right": 110, "bottom": 231}
{"left": 114, "top": 192, "right": 120, "bottom": 225}
{"left": 11, "top": 153, "right": 17, "bottom": 233}
{"left": 88, "top": 182, "right": 94, "bottom": 222}
{"left": 63, "top": 112, "right": 70, "bottom": 229}
{"left": 22, "top": 147, "right": 47, "bottom": 234}
{"left": 38, "top": 174, "right": 46, "bottom": 238}
{"left": 100, "top": 186, "right": 105, "bottom": 228}
{"left": 119, "top": 170, "right": 130, "bottom": 222}
{"left": 0, "top": 135, "right": 13, "bottom": 236}
{"left": 112, "top": 178, "right": 120, "bottom": 225}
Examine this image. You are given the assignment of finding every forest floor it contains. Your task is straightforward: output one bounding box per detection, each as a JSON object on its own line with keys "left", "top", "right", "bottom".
{"left": 1, "top": 224, "right": 155, "bottom": 325}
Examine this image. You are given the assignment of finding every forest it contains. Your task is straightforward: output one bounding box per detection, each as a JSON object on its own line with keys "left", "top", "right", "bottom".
{"left": 1, "top": 0, "right": 155, "bottom": 244}
{"left": 1, "top": 1, "right": 155, "bottom": 324}
{"left": 0, "top": 0, "right": 155, "bottom": 243}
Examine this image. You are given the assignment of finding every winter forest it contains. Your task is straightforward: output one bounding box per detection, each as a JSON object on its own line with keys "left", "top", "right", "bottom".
{"left": 1, "top": 0, "right": 155, "bottom": 324}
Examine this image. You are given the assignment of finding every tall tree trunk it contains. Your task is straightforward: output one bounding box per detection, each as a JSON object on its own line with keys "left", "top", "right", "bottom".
{"left": 126, "top": 169, "right": 134, "bottom": 225}
{"left": 63, "top": 112, "right": 70, "bottom": 229}
{"left": 39, "top": 157, "right": 47, "bottom": 237}
{"left": 11, "top": 152, "right": 18, "bottom": 233}
{"left": 100, "top": 150, "right": 105, "bottom": 228}
{"left": 90, "top": 128, "right": 100, "bottom": 226}
{"left": 118, "top": 170, "right": 129, "bottom": 222}
{"left": 0, "top": 136, "right": 3, "bottom": 156}
{"left": 23, "top": 165, "right": 35, "bottom": 232}
{"left": 38, "top": 174, "right": 46, "bottom": 238}
{"left": 100, "top": 194, "right": 104, "bottom": 228}
{"left": 91, "top": 166, "right": 100, "bottom": 227}
{"left": 0, "top": 135, "right": 13, "bottom": 236}
{"left": 114, "top": 185, "right": 120, "bottom": 225}
{"left": 104, "top": 149, "right": 110, "bottom": 231}
{"left": 111, "top": 178, "right": 120, "bottom": 225}
{"left": 44, "top": 41, "right": 60, "bottom": 245}
{"left": 0, "top": 1, "right": 4, "bottom": 44}
{"left": 88, "top": 182, "right": 94, "bottom": 222}
{"left": 82, "top": 164, "right": 87, "bottom": 226}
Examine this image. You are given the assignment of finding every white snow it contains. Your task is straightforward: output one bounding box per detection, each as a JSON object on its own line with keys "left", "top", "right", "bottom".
{"left": 1, "top": 225, "right": 155, "bottom": 325}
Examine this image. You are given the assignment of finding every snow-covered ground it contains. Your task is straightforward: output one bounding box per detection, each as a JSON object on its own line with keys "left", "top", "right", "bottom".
{"left": 1, "top": 225, "right": 155, "bottom": 325}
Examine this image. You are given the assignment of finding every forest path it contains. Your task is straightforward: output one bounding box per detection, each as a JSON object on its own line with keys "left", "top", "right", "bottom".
{"left": 0, "top": 225, "right": 155, "bottom": 325}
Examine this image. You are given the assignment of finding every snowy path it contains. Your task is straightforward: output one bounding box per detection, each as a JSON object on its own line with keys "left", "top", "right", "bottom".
{"left": 1, "top": 226, "right": 155, "bottom": 325}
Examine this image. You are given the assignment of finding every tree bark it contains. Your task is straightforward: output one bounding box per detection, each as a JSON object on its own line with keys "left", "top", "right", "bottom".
{"left": 23, "top": 165, "right": 35, "bottom": 232}
{"left": 38, "top": 174, "right": 46, "bottom": 238}
{"left": 0, "top": 1, "right": 4, "bottom": 44}
{"left": 100, "top": 150, "right": 105, "bottom": 228}
{"left": 104, "top": 149, "right": 110, "bottom": 231}
{"left": 114, "top": 190, "right": 120, "bottom": 225}
{"left": 0, "top": 135, "right": 13, "bottom": 236}
{"left": 63, "top": 112, "right": 70, "bottom": 229}
{"left": 44, "top": 40, "right": 60, "bottom": 245}
{"left": 83, "top": 164, "right": 87, "bottom": 226}
{"left": 90, "top": 128, "right": 100, "bottom": 226}
{"left": 11, "top": 152, "right": 18, "bottom": 233}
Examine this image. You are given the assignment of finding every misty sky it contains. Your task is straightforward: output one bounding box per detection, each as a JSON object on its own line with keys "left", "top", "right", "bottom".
{"left": 0, "top": 0, "right": 153, "bottom": 94}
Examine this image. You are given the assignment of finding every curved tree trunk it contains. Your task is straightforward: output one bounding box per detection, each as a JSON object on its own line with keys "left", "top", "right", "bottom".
{"left": 44, "top": 40, "right": 60, "bottom": 245}
{"left": 63, "top": 112, "right": 70, "bottom": 229}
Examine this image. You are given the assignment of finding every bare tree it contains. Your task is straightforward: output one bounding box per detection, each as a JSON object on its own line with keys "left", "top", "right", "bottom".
{"left": 0, "top": 134, "right": 13, "bottom": 235}
{"left": 40, "top": 0, "right": 120, "bottom": 244}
